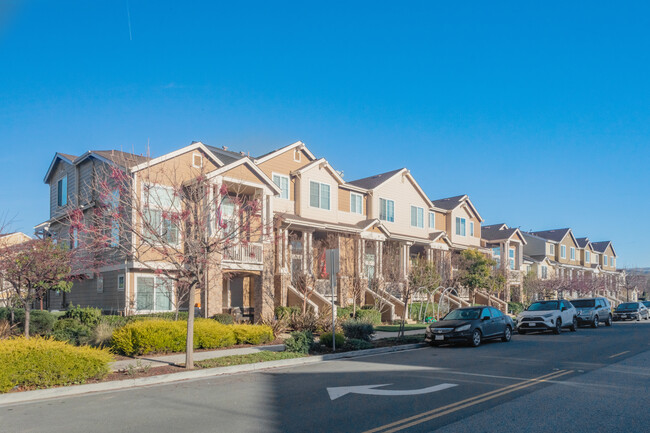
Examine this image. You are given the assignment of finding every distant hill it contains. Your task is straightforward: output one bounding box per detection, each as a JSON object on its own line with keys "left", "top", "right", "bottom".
{"left": 627, "top": 268, "right": 650, "bottom": 275}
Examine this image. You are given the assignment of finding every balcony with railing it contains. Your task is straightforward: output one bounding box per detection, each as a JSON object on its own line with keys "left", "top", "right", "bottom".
{"left": 223, "top": 242, "right": 264, "bottom": 265}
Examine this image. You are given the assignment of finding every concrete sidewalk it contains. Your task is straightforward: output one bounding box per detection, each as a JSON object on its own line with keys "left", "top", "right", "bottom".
{"left": 111, "top": 328, "right": 426, "bottom": 371}
{"left": 112, "top": 344, "right": 285, "bottom": 371}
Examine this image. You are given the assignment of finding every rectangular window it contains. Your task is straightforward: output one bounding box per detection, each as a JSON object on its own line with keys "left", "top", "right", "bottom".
{"left": 136, "top": 276, "right": 172, "bottom": 312}
{"left": 272, "top": 174, "right": 290, "bottom": 200}
{"left": 570, "top": 247, "right": 575, "bottom": 260}
{"left": 611, "top": 257, "right": 615, "bottom": 267}
{"left": 57, "top": 176, "right": 68, "bottom": 206}
{"left": 429, "top": 212, "right": 435, "bottom": 229}
{"left": 72, "top": 228, "right": 79, "bottom": 249}
{"left": 470, "top": 221, "right": 474, "bottom": 236}
{"left": 309, "top": 181, "right": 330, "bottom": 210}
{"left": 117, "top": 275, "right": 125, "bottom": 291}
{"left": 143, "top": 184, "right": 181, "bottom": 245}
{"left": 509, "top": 248, "right": 515, "bottom": 270}
{"left": 192, "top": 152, "right": 203, "bottom": 168}
{"left": 604, "top": 255, "right": 608, "bottom": 266}
{"left": 350, "top": 193, "right": 363, "bottom": 214}
{"left": 97, "top": 276, "right": 104, "bottom": 293}
{"left": 586, "top": 251, "right": 590, "bottom": 263}
{"left": 541, "top": 265, "right": 548, "bottom": 279}
{"left": 549, "top": 244, "right": 555, "bottom": 255}
{"left": 410, "top": 206, "right": 424, "bottom": 228}
{"left": 379, "top": 198, "right": 395, "bottom": 222}
{"left": 110, "top": 220, "right": 119, "bottom": 247}
{"left": 455, "top": 217, "right": 466, "bottom": 236}
{"left": 560, "top": 245, "right": 566, "bottom": 259}
{"left": 492, "top": 247, "right": 501, "bottom": 256}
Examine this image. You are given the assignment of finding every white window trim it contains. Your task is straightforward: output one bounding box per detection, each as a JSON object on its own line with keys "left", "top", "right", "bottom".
{"left": 192, "top": 152, "right": 203, "bottom": 168}
{"left": 603, "top": 255, "right": 608, "bottom": 266}
{"left": 350, "top": 192, "right": 363, "bottom": 215}
{"left": 379, "top": 198, "right": 395, "bottom": 222}
{"left": 117, "top": 275, "right": 125, "bottom": 292}
{"left": 309, "top": 181, "right": 331, "bottom": 210}
{"left": 272, "top": 172, "right": 290, "bottom": 200}
{"left": 57, "top": 175, "right": 68, "bottom": 207}
{"left": 141, "top": 182, "right": 181, "bottom": 247}
{"left": 570, "top": 247, "right": 575, "bottom": 260}
{"left": 470, "top": 221, "right": 475, "bottom": 237}
{"left": 455, "top": 217, "right": 466, "bottom": 236}
{"left": 96, "top": 276, "right": 104, "bottom": 293}
{"left": 429, "top": 211, "right": 435, "bottom": 229}
{"left": 133, "top": 273, "right": 175, "bottom": 313}
{"left": 410, "top": 205, "right": 424, "bottom": 228}
{"left": 560, "top": 245, "right": 566, "bottom": 259}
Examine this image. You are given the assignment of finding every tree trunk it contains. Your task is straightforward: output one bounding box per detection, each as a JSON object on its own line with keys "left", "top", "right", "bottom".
{"left": 185, "top": 286, "right": 195, "bottom": 369}
{"left": 24, "top": 303, "right": 31, "bottom": 339}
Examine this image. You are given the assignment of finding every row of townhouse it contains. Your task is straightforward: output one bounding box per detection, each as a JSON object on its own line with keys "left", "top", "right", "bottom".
{"left": 34, "top": 141, "right": 623, "bottom": 321}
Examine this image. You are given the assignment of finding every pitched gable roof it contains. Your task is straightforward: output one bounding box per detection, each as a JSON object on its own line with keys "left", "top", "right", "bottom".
{"left": 575, "top": 237, "right": 591, "bottom": 249}
{"left": 591, "top": 241, "right": 616, "bottom": 256}
{"left": 255, "top": 140, "right": 316, "bottom": 164}
{"left": 481, "top": 226, "right": 526, "bottom": 244}
{"left": 347, "top": 168, "right": 404, "bottom": 190}
{"left": 483, "top": 223, "right": 509, "bottom": 230}
{"left": 90, "top": 150, "right": 151, "bottom": 168}
{"left": 431, "top": 194, "right": 467, "bottom": 211}
{"left": 204, "top": 145, "right": 247, "bottom": 165}
{"left": 291, "top": 158, "right": 345, "bottom": 184}
{"left": 530, "top": 228, "right": 571, "bottom": 243}
{"left": 130, "top": 142, "right": 223, "bottom": 172}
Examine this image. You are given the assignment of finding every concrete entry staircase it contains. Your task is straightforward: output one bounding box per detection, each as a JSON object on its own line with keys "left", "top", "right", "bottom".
{"left": 474, "top": 291, "right": 509, "bottom": 312}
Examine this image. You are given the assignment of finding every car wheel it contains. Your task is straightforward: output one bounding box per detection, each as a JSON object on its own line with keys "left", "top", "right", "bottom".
{"left": 606, "top": 315, "right": 612, "bottom": 326}
{"left": 553, "top": 318, "right": 562, "bottom": 334}
{"left": 430, "top": 342, "right": 441, "bottom": 347}
{"left": 570, "top": 317, "right": 578, "bottom": 332}
{"left": 501, "top": 326, "right": 512, "bottom": 342}
{"left": 637, "top": 315, "right": 641, "bottom": 322}
{"left": 470, "top": 329, "right": 482, "bottom": 347}
{"left": 592, "top": 315, "right": 599, "bottom": 328}
{"left": 517, "top": 328, "right": 526, "bottom": 335}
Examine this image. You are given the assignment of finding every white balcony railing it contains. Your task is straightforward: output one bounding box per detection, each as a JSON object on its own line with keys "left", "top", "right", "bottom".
{"left": 223, "top": 242, "right": 264, "bottom": 265}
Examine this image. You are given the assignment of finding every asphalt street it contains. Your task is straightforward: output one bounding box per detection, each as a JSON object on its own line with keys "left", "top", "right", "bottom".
{"left": 1, "top": 321, "right": 649, "bottom": 433}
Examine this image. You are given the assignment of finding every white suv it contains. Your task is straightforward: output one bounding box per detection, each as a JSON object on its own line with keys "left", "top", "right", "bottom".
{"left": 517, "top": 300, "right": 578, "bottom": 335}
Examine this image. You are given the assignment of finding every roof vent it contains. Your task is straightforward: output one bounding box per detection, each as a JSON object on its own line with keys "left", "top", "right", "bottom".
{"left": 222, "top": 146, "right": 228, "bottom": 150}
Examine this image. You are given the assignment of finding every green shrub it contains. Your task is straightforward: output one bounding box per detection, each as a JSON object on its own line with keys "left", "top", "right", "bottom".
{"left": 275, "top": 306, "right": 301, "bottom": 320}
{"left": 111, "top": 319, "right": 237, "bottom": 356}
{"left": 336, "top": 306, "right": 354, "bottom": 319}
{"left": 132, "top": 312, "right": 189, "bottom": 321}
{"left": 52, "top": 319, "right": 92, "bottom": 346}
{"left": 344, "top": 338, "right": 374, "bottom": 351}
{"left": 63, "top": 305, "right": 102, "bottom": 327}
{"left": 92, "top": 322, "right": 117, "bottom": 347}
{"left": 194, "top": 320, "right": 237, "bottom": 349}
{"left": 508, "top": 302, "right": 525, "bottom": 315}
{"left": 319, "top": 332, "right": 345, "bottom": 348}
{"left": 211, "top": 313, "right": 234, "bottom": 325}
{"left": 341, "top": 320, "right": 374, "bottom": 341}
{"left": 231, "top": 324, "right": 274, "bottom": 345}
{"left": 355, "top": 308, "right": 381, "bottom": 325}
{"left": 409, "top": 302, "right": 438, "bottom": 321}
{"left": 99, "top": 315, "right": 132, "bottom": 328}
{"left": 0, "top": 309, "right": 57, "bottom": 335}
{"left": 283, "top": 330, "right": 313, "bottom": 354}
{"left": 0, "top": 337, "right": 113, "bottom": 393}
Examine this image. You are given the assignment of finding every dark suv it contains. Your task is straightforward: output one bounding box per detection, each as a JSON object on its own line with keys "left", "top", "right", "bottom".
{"left": 572, "top": 297, "right": 612, "bottom": 328}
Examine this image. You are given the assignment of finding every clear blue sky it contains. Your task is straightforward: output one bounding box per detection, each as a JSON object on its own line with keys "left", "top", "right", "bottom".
{"left": 1, "top": 1, "right": 648, "bottom": 267}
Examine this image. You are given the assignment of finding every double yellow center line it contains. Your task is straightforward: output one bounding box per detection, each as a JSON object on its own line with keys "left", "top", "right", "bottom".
{"left": 364, "top": 369, "right": 574, "bottom": 433}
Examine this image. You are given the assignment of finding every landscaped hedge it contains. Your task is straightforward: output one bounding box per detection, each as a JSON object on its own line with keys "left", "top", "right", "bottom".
{"left": 111, "top": 319, "right": 273, "bottom": 356}
{"left": 231, "top": 324, "right": 274, "bottom": 345}
{"left": 0, "top": 308, "right": 56, "bottom": 335}
{"left": 275, "top": 306, "right": 301, "bottom": 319}
{"left": 62, "top": 305, "right": 102, "bottom": 327}
{"left": 0, "top": 337, "right": 113, "bottom": 393}
{"left": 355, "top": 306, "right": 382, "bottom": 325}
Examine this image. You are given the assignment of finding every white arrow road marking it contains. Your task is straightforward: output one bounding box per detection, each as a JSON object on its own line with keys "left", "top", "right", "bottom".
{"left": 327, "top": 383, "right": 457, "bottom": 400}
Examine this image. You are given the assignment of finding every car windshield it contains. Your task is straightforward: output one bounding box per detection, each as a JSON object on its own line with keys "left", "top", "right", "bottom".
{"left": 527, "top": 301, "right": 559, "bottom": 311}
{"left": 643, "top": 302, "right": 650, "bottom": 308}
{"left": 617, "top": 303, "right": 638, "bottom": 310}
{"left": 443, "top": 308, "right": 481, "bottom": 320}
{"left": 571, "top": 299, "right": 595, "bottom": 308}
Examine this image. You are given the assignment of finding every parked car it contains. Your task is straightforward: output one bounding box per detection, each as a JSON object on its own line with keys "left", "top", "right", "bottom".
{"left": 613, "top": 302, "right": 649, "bottom": 321}
{"left": 642, "top": 301, "right": 650, "bottom": 312}
{"left": 516, "top": 300, "right": 577, "bottom": 334}
{"left": 571, "top": 297, "right": 613, "bottom": 328}
{"left": 425, "top": 306, "right": 514, "bottom": 348}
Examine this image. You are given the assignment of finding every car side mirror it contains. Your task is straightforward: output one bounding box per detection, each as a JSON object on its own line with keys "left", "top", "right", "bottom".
{"left": 561, "top": 307, "right": 567, "bottom": 311}
{"left": 481, "top": 316, "right": 490, "bottom": 321}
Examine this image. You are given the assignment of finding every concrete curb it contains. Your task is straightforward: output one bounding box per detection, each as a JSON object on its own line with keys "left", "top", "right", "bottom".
{"left": 0, "top": 343, "right": 426, "bottom": 406}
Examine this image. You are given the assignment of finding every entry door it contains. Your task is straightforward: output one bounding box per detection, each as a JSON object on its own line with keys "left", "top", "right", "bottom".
{"left": 230, "top": 278, "right": 244, "bottom": 309}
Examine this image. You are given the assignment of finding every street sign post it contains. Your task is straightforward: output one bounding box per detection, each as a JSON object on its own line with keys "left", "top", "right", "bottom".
{"left": 325, "top": 249, "right": 339, "bottom": 350}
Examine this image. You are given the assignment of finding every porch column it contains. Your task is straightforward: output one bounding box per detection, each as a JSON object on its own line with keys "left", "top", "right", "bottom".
{"left": 304, "top": 231, "right": 314, "bottom": 274}
{"left": 377, "top": 241, "right": 383, "bottom": 276}
{"left": 503, "top": 241, "right": 510, "bottom": 270}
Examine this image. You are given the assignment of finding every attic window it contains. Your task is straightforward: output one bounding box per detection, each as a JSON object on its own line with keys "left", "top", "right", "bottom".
{"left": 294, "top": 149, "right": 301, "bottom": 162}
{"left": 192, "top": 153, "right": 203, "bottom": 168}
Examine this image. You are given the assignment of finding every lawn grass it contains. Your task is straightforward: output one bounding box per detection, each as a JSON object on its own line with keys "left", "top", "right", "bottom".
{"left": 194, "top": 351, "right": 307, "bottom": 369}
{"left": 374, "top": 323, "right": 429, "bottom": 332}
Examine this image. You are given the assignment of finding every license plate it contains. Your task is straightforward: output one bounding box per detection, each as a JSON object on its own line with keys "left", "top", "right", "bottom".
{"left": 529, "top": 323, "right": 536, "bottom": 326}
{"left": 435, "top": 335, "right": 444, "bottom": 341}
